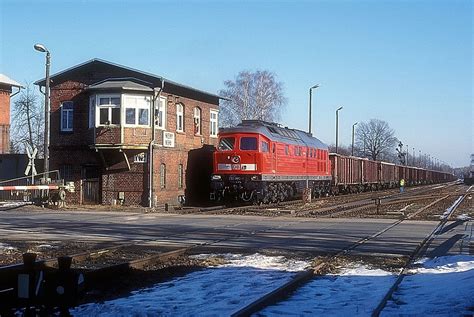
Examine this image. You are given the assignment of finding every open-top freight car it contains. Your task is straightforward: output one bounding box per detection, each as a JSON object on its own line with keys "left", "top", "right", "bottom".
{"left": 211, "top": 120, "right": 456, "bottom": 203}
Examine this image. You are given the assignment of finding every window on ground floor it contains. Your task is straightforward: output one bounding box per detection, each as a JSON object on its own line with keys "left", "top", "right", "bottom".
{"left": 59, "top": 164, "right": 73, "bottom": 181}
{"left": 160, "top": 163, "right": 166, "bottom": 189}
{"left": 178, "top": 164, "right": 184, "bottom": 189}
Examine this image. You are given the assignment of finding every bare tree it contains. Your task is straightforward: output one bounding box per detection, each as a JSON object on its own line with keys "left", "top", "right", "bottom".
{"left": 355, "top": 119, "right": 397, "bottom": 161}
{"left": 328, "top": 144, "right": 351, "bottom": 156}
{"left": 219, "top": 70, "right": 286, "bottom": 127}
{"left": 10, "top": 83, "right": 44, "bottom": 156}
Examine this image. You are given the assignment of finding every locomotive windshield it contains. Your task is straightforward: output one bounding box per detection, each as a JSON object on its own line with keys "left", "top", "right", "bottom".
{"left": 240, "top": 137, "right": 258, "bottom": 150}
{"left": 218, "top": 137, "right": 235, "bottom": 151}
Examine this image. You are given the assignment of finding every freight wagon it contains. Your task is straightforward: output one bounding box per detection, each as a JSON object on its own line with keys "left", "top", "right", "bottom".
{"left": 211, "top": 120, "right": 456, "bottom": 203}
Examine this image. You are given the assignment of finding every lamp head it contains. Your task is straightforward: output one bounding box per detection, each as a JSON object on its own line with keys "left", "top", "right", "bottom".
{"left": 337, "top": 106, "right": 343, "bottom": 111}
{"left": 34, "top": 43, "right": 48, "bottom": 53}
{"left": 311, "top": 84, "right": 320, "bottom": 89}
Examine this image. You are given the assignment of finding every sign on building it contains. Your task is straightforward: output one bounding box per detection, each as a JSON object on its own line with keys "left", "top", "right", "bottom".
{"left": 163, "top": 131, "right": 175, "bottom": 148}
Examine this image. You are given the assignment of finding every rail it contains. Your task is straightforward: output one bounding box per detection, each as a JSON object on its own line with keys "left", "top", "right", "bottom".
{"left": 230, "top": 186, "right": 467, "bottom": 316}
{"left": 371, "top": 189, "right": 469, "bottom": 317}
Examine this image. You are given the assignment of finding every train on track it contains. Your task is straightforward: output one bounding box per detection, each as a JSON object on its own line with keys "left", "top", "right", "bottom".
{"left": 210, "top": 120, "right": 455, "bottom": 204}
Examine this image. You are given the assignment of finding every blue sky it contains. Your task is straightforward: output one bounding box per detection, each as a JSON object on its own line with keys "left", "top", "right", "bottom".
{"left": 1, "top": 0, "right": 472, "bottom": 167}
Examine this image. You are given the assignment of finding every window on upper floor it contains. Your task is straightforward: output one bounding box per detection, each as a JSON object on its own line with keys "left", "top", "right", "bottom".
{"left": 98, "top": 95, "right": 120, "bottom": 126}
{"left": 194, "top": 107, "right": 201, "bottom": 135}
{"left": 124, "top": 95, "right": 150, "bottom": 127}
{"left": 176, "top": 103, "right": 184, "bottom": 132}
{"left": 155, "top": 97, "right": 167, "bottom": 129}
{"left": 60, "top": 101, "right": 73, "bottom": 132}
{"left": 210, "top": 109, "right": 218, "bottom": 137}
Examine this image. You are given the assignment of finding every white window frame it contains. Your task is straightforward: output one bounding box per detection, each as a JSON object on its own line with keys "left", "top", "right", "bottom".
{"left": 60, "top": 101, "right": 74, "bottom": 132}
{"left": 124, "top": 94, "right": 151, "bottom": 127}
{"left": 193, "top": 107, "right": 201, "bottom": 135}
{"left": 155, "top": 96, "right": 167, "bottom": 130}
{"left": 176, "top": 103, "right": 184, "bottom": 132}
{"left": 210, "top": 109, "right": 219, "bottom": 137}
{"left": 96, "top": 94, "right": 121, "bottom": 126}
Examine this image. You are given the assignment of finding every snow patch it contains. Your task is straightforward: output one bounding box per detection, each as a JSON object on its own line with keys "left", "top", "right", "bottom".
{"left": 72, "top": 254, "right": 310, "bottom": 316}
{"left": 439, "top": 196, "right": 463, "bottom": 220}
{"left": 456, "top": 214, "right": 471, "bottom": 221}
{"left": 0, "top": 242, "right": 17, "bottom": 252}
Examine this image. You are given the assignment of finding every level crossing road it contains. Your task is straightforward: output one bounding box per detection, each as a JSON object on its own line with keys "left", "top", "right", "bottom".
{"left": 0, "top": 209, "right": 471, "bottom": 257}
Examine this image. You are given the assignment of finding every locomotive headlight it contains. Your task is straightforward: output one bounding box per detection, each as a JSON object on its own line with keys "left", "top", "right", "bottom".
{"left": 211, "top": 175, "right": 222, "bottom": 181}
{"left": 231, "top": 155, "right": 240, "bottom": 164}
{"left": 251, "top": 175, "right": 259, "bottom": 181}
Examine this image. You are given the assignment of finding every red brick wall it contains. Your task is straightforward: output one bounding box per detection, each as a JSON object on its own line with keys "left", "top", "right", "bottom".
{"left": 49, "top": 77, "right": 219, "bottom": 206}
{"left": 50, "top": 81, "right": 95, "bottom": 147}
{"left": 0, "top": 88, "right": 11, "bottom": 154}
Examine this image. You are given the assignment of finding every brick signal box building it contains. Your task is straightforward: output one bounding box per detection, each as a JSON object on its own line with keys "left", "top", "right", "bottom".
{"left": 35, "top": 59, "right": 220, "bottom": 206}
{"left": 0, "top": 74, "right": 23, "bottom": 154}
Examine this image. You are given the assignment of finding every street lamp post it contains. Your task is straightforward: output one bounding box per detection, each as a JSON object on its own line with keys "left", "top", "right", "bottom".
{"left": 335, "top": 106, "right": 343, "bottom": 154}
{"left": 34, "top": 43, "right": 51, "bottom": 178}
{"left": 308, "top": 84, "right": 319, "bottom": 135}
{"left": 406, "top": 145, "right": 409, "bottom": 166}
{"left": 351, "top": 122, "right": 358, "bottom": 156}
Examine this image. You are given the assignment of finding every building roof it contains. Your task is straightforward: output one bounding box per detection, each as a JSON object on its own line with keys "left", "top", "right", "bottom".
{"left": 86, "top": 78, "right": 153, "bottom": 92}
{"left": 0, "top": 74, "right": 23, "bottom": 88}
{"left": 34, "top": 58, "right": 222, "bottom": 101}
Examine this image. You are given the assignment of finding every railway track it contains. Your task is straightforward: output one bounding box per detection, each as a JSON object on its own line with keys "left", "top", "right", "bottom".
{"left": 189, "top": 182, "right": 456, "bottom": 218}
{"left": 371, "top": 187, "right": 471, "bottom": 317}
{"left": 1, "top": 181, "right": 468, "bottom": 314}
{"left": 229, "top": 184, "right": 471, "bottom": 316}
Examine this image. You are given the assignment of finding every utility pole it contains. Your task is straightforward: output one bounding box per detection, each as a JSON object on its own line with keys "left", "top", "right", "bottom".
{"left": 335, "top": 106, "right": 343, "bottom": 154}
{"left": 351, "top": 122, "right": 358, "bottom": 156}
{"left": 34, "top": 44, "right": 51, "bottom": 178}
{"left": 308, "top": 84, "right": 319, "bottom": 135}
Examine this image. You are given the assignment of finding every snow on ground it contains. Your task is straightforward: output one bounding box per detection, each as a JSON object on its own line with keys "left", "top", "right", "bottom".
{"left": 0, "top": 242, "right": 17, "bottom": 253}
{"left": 383, "top": 255, "right": 474, "bottom": 316}
{"left": 71, "top": 254, "right": 474, "bottom": 316}
{"left": 0, "top": 201, "right": 31, "bottom": 208}
{"left": 72, "top": 254, "right": 310, "bottom": 317}
{"left": 259, "top": 263, "right": 396, "bottom": 316}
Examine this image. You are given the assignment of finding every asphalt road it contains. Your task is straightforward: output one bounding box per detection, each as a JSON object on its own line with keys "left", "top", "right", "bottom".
{"left": 0, "top": 208, "right": 471, "bottom": 257}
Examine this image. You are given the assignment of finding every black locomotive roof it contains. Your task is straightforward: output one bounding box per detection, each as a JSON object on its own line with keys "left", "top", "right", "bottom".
{"left": 219, "top": 120, "right": 328, "bottom": 149}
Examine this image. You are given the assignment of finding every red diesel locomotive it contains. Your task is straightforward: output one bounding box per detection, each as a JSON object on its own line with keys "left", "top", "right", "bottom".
{"left": 210, "top": 120, "right": 455, "bottom": 204}
{"left": 210, "top": 120, "right": 331, "bottom": 203}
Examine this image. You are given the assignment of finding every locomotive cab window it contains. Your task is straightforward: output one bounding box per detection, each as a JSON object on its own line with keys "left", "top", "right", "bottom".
{"left": 261, "top": 141, "right": 269, "bottom": 152}
{"left": 240, "top": 137, "right": 257, "bottom": 150}
{"left": 218, "top": 137, "right": 235, "bottom": 151}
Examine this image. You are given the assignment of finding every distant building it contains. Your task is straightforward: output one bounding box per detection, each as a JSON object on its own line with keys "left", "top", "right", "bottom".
{"left": 35, "top": 59, "right": 221, "bottom": 206}
{"left": 0, "top": 74, "right": 22, "bottom": 154}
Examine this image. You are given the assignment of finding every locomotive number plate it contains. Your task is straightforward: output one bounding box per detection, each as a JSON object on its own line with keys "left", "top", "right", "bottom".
{"left": 232, "top": 164, "right": 241, "bottom": 170}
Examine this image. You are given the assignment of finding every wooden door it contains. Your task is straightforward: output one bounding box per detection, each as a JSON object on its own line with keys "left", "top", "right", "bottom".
{"left": 82, "top": 166, "right": 100, "bottom": 204}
